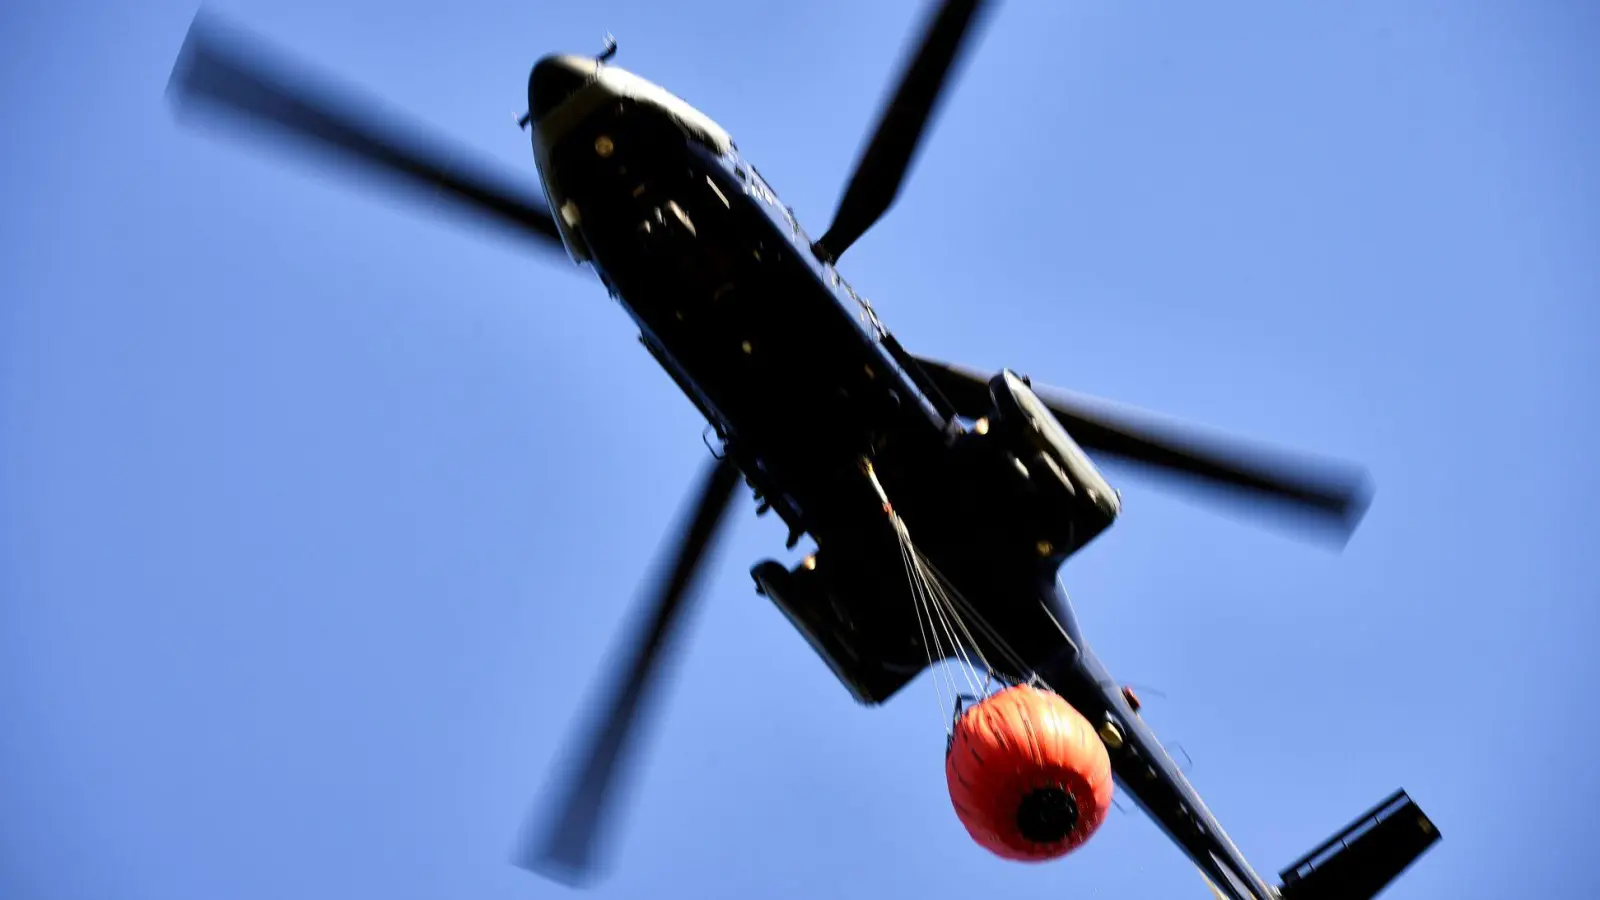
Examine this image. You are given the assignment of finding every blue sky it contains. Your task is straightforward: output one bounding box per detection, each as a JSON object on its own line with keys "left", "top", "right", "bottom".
{"left": 3, "top": 1, "right": 1597, "bottom": 898}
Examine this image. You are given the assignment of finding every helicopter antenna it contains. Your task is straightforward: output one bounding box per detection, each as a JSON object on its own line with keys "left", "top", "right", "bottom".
{"left": 1170, "top": 742, "right": 1196, "bottom": 775}
{"left": 1124, "top": 682, "right": 1168, "bottom": 700}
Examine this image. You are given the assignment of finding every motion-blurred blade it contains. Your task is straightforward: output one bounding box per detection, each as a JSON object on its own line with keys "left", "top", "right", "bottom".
{"left": 519, "top": 456, "right": 743, "bottom": 886}
{"left": 166, "top": 10, "right": 565, "bottom": 250}
{"left": 812, "top": 0, "right": 993, "bottom": 263}
{"left": 911, "top": 357, "right": 1373, "bottom": 544}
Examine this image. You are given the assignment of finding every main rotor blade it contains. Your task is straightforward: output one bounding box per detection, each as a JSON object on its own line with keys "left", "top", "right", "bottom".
{"left": 911, "top": 357, "right": 1373, "bottom": 544}
{"left": 166, "top": 11, "right": 565, "bottom": 251}
{"left": 519, "top": 456, "right": 743, "bottom": 886}
{"left": 812, "top": 0, "right": 993, "bottom": 263}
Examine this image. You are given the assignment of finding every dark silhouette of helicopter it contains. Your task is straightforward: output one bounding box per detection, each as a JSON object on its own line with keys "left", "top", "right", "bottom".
{"left": 165, "top": 3, "right": 1440, "bottom": 898}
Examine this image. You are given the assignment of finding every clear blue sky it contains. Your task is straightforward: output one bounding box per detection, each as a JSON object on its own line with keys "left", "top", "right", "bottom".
{"left": 4, "top": 1, "right": 1596, "bottom": 898}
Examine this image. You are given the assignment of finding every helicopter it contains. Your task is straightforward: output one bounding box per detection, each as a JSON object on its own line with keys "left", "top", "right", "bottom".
{"left": 165, "top": 2, "right": 1441, "bottom": 898}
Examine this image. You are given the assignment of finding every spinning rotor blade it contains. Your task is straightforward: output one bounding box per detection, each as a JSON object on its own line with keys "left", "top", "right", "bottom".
{"left": 520, "top": 457, "right": 743, "bottom": 886}
{"left": 166, "top": 11, "right": 565, "bottom": 250}
{"left": 912, "top": 357, "right": 1373, "bottom": 544}
{"left": 812, "top": 0, "right": 993, "bottom": 263}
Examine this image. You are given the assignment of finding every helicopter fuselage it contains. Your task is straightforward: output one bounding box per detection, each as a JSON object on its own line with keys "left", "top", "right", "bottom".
{"left": 526, "top": 62, "right": 1282, "bottom": 900}
{"left": 531, "top": 59, "right": 1107, "bottom": 691}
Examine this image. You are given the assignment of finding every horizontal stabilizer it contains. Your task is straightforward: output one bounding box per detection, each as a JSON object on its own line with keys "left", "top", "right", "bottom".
{"left": 1277, "top": 789, "right": 1440, "bottom": 900}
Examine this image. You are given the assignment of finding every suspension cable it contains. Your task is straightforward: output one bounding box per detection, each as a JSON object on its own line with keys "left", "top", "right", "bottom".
{"left": 861, "top": 459, "right": 1056, "bottom": 732}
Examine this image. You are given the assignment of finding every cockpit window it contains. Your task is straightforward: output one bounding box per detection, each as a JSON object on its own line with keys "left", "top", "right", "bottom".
{"left": 600, "top": 67, "right": 732, "bottom": 155}
{"left": 723, "top": 152, "right": 810, "bottom": 242}
{"left": 747, "top": 166, "right": 779, "bottom": 207}
{"left": 783, "top": 205, "right": 807, "bottom": 240}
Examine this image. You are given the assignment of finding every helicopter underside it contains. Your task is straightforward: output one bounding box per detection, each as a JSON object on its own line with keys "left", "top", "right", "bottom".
{"left": 534, "top": 99, "right": 1126, "bottom": 703}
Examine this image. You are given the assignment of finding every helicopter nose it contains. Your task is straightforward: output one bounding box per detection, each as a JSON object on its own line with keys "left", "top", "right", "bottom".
{"left": 528, "top": 54, "right": 594, "bottom": 123}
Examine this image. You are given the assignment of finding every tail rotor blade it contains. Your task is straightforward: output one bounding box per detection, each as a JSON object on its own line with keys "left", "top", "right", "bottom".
{"left": 519, "top": 457, "right": 743, "bottom": 886}
{"left": 167, "top": 10, "right": 566, "bottom": 251}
